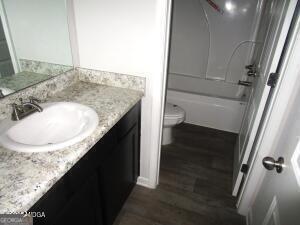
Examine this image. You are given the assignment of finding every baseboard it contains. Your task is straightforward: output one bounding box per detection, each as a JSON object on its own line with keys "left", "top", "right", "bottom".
{"left": 246, "top": 208, "right": 253, "bottom": 225}
{"left": 137, "top": 176, "right": 155, "bottom": 189}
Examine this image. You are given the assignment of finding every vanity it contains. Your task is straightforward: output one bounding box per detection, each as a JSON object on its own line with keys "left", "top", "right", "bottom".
{"left": 30, "top": 99, "right": 141, "bottom": 225}
{"left": 0, "top": 70, "right": 144, "bottom": 225}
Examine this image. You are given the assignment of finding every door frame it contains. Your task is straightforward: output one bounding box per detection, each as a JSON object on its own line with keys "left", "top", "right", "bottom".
{"left": 233, "top": 0, "right": 298, "bottom": 196}
{"left": 237, "top": 2, "right": 300, "bottom": 216}
{"left": 0, "top": 0, "right": 20, "bottom": 73}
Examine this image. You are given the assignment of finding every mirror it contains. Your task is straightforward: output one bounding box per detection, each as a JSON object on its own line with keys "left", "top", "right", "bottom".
{"left": 0, "top": 0, "right": 73, "bottom": 98}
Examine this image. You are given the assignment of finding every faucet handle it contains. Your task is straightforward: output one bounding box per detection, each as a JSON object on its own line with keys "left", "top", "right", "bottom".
{"left": 10, "top": 103, "right": 22, "bottom": 121}
{"left": 28, "top": 96, "right": 41, "bottom": 104}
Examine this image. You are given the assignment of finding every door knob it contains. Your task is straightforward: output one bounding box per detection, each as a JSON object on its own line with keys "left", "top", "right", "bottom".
{"left": 262, "top": 157, "right": 284, "bottom": 173}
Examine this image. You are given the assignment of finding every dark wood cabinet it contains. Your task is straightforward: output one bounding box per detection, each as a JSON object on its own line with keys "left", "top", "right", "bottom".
{"left": 98, "top": 124, "right": 139, "bottom": 225}
{"left": 52, "top": 172, "right": 103, "bottom": 225}
{"left": 30, "top": 101, "right": 141, "bottom": 225}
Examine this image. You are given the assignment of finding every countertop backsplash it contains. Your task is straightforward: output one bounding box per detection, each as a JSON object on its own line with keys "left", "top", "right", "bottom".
{"left": 0, "top": 68, "right": 145, "bottom": 121}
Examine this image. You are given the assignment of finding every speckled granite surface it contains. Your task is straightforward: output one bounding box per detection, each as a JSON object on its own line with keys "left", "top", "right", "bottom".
{"left": 78, "top": 67, "right": 146, "bottom": 92}
{"left": 0, "top": 71, "right": 52, "bottom": 94}
{"left": 0, "top": 81, "right": 143, "bottom": 213}
{"left": 20, "top": 59, "right": 73, "bottom": 76}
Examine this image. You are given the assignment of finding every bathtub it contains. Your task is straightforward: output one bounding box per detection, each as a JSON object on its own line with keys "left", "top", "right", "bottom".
{"left": 167, "top": 89, "right": 246, "bottom": 133}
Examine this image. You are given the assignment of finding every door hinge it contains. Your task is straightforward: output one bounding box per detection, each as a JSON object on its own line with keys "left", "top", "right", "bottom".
{"left": 241, "top": 164, "right": 249, "bottom": 174}
{"left": 267, "top": 73, "right": 278, "bottom": 88}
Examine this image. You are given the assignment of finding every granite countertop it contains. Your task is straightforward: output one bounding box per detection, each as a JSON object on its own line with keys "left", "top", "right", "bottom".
{"left": 0, "top": 81, "right": 143, "bottom": 213}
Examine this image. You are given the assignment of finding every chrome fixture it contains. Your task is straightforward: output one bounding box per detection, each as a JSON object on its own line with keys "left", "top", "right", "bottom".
{"left": 245, "top": 64, "right": 256, "bottom": 71}
{"left": 262, "top": 156, "right": 284, "bottom": 173}
{"left": 245, "top": 64, "right": 257, "bottom": 77}
{"left": 11, "top": 97, "right": 43, "bottom": 121}
{"left": 238, "top": 80, "right": 252, "bottom": 87}
{"left": 247, "top": 71, "right": 257, "bottom": 77}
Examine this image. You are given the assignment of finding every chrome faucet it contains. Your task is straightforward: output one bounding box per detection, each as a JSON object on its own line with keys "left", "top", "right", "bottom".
{"left": 11, "top": 97, "right": 43, "bottom": 121}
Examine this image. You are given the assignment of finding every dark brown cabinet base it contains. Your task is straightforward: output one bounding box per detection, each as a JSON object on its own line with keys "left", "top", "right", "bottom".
{"left": 30, "top": 101, "right": 141, "bottom": 225}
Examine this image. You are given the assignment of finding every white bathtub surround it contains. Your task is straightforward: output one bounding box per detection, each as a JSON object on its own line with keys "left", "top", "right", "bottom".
{"left": 77, "top": 67, "right": 146, "bottom": 92}
{"left": 169, "top": 0, "right": 259, "bottom": 83}
{"left": 168, "top": 73, "right": 245, "bottom": 99}
{"left": 167, "top": 89, "right": 246, "bottom": 133}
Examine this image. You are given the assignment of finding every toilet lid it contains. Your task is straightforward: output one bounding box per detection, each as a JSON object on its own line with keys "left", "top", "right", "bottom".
{"left": 165, "top": 103, "right": 185, "bottom": 118}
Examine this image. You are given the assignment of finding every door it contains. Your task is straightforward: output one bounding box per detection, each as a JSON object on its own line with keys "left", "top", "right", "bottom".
{"left": 250, "top": 15, "right": 300, "bottom": 224}
{"left": 98, "top": 124, "right": 139, "bottom": 225}
{"left": 232, "top": 0, "right": 297, "bottom": 196}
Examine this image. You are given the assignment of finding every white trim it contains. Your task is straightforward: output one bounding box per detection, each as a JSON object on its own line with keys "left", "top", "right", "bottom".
{"left": 262, "top": 196, "right": 280, "bottom": 225}
{"left": 246, "top": 208, "right": 253, "bottom": 225}
{"left": 237, "top": 2, "right": 300, "bottom": 215}
{"left": 0, "top": 0, "right": 20, "bottom": 73}
{"left": 66, "top": 0, "right": 79, "bottom": 67}
{"left": 147, "top": 0, "right": 173, "bottom": 188}
{"left": 137, "top": 176, "right": 151, "bottom": 188}
{"left": 291, "top": 138, "right": 300, "bottom": 188}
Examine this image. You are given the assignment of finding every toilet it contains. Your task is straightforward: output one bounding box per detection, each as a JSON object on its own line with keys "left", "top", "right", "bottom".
{"left": 162, "top": 102, "right": 186, "bottom": 145}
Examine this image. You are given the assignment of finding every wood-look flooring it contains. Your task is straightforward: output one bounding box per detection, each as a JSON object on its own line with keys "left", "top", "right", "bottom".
{"left": 114, "top": 123, "right": 245, "bottom": 225}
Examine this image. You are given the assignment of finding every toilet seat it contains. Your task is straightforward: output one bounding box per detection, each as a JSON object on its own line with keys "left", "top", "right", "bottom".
{"left": 165, "top": 103, "right": 185, "bottom": 119}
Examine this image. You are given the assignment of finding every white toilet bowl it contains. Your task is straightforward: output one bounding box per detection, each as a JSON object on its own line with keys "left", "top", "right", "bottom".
{"left": 162, "top": 102, "right": 185, "bottom": 145}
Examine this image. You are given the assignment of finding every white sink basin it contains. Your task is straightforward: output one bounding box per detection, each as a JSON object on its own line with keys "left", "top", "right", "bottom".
{"left": 0, "top": 102, "right": 99, "bottom": 152}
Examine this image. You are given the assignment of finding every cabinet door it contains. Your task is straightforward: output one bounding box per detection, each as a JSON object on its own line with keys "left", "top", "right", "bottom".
{"left": 31, "top": 172, "right": 103, "bottom": 225}
{"left": 98, "top": 124, "right": 139, "bottom": 225}
{"left": 53, "top": 172, "right": 103, "bottom": 225}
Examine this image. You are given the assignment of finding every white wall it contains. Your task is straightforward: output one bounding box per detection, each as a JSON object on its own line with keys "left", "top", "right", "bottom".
{"left": 72, "top": 0, "right": 155, "bottom": 75}
{"left": 3, "top": 0, "right": 73, "bottom": 66}
{"left": 72, "top": 0, "right": 171, "bottom": 188}
{"left": 168, "top": 0, "right": 259, "bottom": 97}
